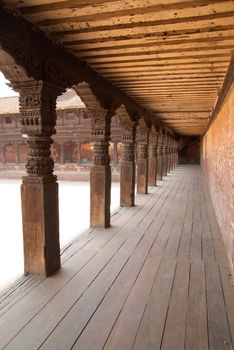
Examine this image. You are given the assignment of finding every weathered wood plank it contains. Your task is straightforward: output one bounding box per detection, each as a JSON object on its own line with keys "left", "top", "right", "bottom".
{"left": 132, "top": 259, "right": 177, "bottom": 350}
{"left": 161, "top": 259, "right": 190, "bottom": 350}
{"left": 206, "top": 262, "right": 233, "bottom": 350}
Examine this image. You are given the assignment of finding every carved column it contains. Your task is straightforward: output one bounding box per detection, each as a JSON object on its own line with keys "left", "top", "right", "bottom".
{"left": 90, "top": 110, "right": 113, "bottom": 228}
{"left": 136, "top": 118, "right": 149, "bottom": 194}
{"left": 167, "top": 138, "right": 172, "bottom": 173}
{"left": 13, "top": 80, "right": 62, "bottom": 276}
{"left": 156, "top": 132, "right": 163, "bottom": 180}
{"left": 171, "top": 139, "right": 175, "bottom": 170}
{"left": 175, "top": 141, "right": 179, "bottom": 166}
{"left": 120, "top": 121, "right": 137, "bottom": 206}
{"left": 148, "top": 127, "right": 158, "bottom": 186}
{"left": 162, "top": 133, "right": 168, "bottom": 176}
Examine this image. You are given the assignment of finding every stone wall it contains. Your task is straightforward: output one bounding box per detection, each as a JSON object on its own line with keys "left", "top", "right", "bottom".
{"left": 201, "top": 82, "right": 234, "bottom": 278}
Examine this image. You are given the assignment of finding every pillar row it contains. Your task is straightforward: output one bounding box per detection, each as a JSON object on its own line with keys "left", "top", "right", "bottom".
{"left": 13, "top": 80, "right": 63, "bottom": 277}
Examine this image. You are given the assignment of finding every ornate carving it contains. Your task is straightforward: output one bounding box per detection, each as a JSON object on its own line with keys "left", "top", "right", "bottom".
{"left": 93, "top": 141, "right": 110, "bottom": 166}
{"left": 12, "top": 80, "right": 63, "bottom": 182}
{"left": 122, "top": 143, "right": 135, "bottom": 162}
{"left": 90, "top": 110, "right": 112, "bottom": 141}
{"left": 138, "top": 143, "right": 148, "bottom": 160}
{"left": 157, "top": 132, "right": 164, "bottom": 156}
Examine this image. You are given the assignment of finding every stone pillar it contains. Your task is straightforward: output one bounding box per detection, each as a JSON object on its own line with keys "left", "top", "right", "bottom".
{"left": 113, "top": 141, "right": 118, "bottom": 166}
{"left": 13, "top": 80, "right": 62, "bottom": 276}
{"left": 15, "top": 143, "right": 19, "bottom": 164}
{"left": 120, "top": 121, "right": 137, "bottom": 206}
{"left": 90, "top": 111, "right": 113, "bottom": 228}
{"left": 156, "top": 132, "right": 163, "bottom": 180}
{"left": 148, "top": 127, "right": 158, "bottom": 186}
{"left": 77, "top": 142, "right": 81, "bottom": 164}
{"left": 136, "top": 118, "right": 149, "bottom": 194}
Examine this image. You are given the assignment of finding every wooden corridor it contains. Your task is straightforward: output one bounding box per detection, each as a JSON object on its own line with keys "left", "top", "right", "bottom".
{"left": 0, "top": 165, "right": 233, "bottom": 350}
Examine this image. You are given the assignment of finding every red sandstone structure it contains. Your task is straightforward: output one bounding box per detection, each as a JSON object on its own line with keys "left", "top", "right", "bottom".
{"left": 0, "top": 2, "right": 233, "bottom": 349}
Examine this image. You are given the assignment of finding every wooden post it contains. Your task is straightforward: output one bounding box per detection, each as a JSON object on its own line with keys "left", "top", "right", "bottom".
{"left": 120, "top": 120, "right": 137, "bottom": 206}
{"left": 148, "top": 126, "right": 158, "bottom": 186}
{"left": 137, "top": 118, "right": 149, "bottom": 194}
{"left": 162, "top": 132, "right": 169, "bottom": 176}
{"left": 157, "top": 131, "right": 163, "bottom": 181}
{"left": 13, "top": 80, "right": 62, "bottom": 276}
{"left": 90, "top": 111, "right": 113, "bottom": 228}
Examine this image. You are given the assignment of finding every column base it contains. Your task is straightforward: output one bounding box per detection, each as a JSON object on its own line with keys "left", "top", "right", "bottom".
{"left": 90, "top": 165, "right": 111, "bottom": 228}
{"left": 120, "top": 161, "right": 135, "bottom": 206}
{"left": 21, "top": 179, "right": 60, "bottom": 276}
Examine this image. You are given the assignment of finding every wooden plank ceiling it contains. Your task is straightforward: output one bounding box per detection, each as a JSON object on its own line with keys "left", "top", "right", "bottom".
{"left": 2, "top": 0, "right": 234, "bottom": 135}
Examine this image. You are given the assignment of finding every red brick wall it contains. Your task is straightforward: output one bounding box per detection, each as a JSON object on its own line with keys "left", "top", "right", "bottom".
{"left": 201, "top": 82, "right": 234, "bottom": 277}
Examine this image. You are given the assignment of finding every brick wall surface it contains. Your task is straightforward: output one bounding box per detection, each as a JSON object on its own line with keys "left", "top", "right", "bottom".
{"left": 201, "top": 82, "right": 234, "bottom": 277}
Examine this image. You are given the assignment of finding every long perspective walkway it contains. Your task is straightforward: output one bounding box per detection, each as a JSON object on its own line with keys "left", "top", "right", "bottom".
{"left": 0, "top": 165, "right": 233, "bottom": 350}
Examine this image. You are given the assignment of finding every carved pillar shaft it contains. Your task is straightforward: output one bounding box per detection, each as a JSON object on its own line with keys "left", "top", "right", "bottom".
{"left": 162, "top": 136, "right": 168, "bottom": 176}
{"left": 13, "top": 80, "right": 62, "bottom": 276}
{"left": 167, "top": 138, "right": 172, "bottom": 173}
{"left": 148, "top": 141, "right": 158, "bottom": 186}
{"left": 136, "top": 118, "right": 149, "bottom": 194}
{"left": 156, "top": 134, "right": 163, "bottom": 181}
{"left": 120, "top": 122, "right": 136, "bottom": 207}
{"left": 90, "top": 111, "right": 112, "bottom": 228}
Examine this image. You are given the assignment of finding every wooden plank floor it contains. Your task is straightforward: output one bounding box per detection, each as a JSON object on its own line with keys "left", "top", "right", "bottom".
{"left": 0, "top": 165, "right": 233, "bottom": 350}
